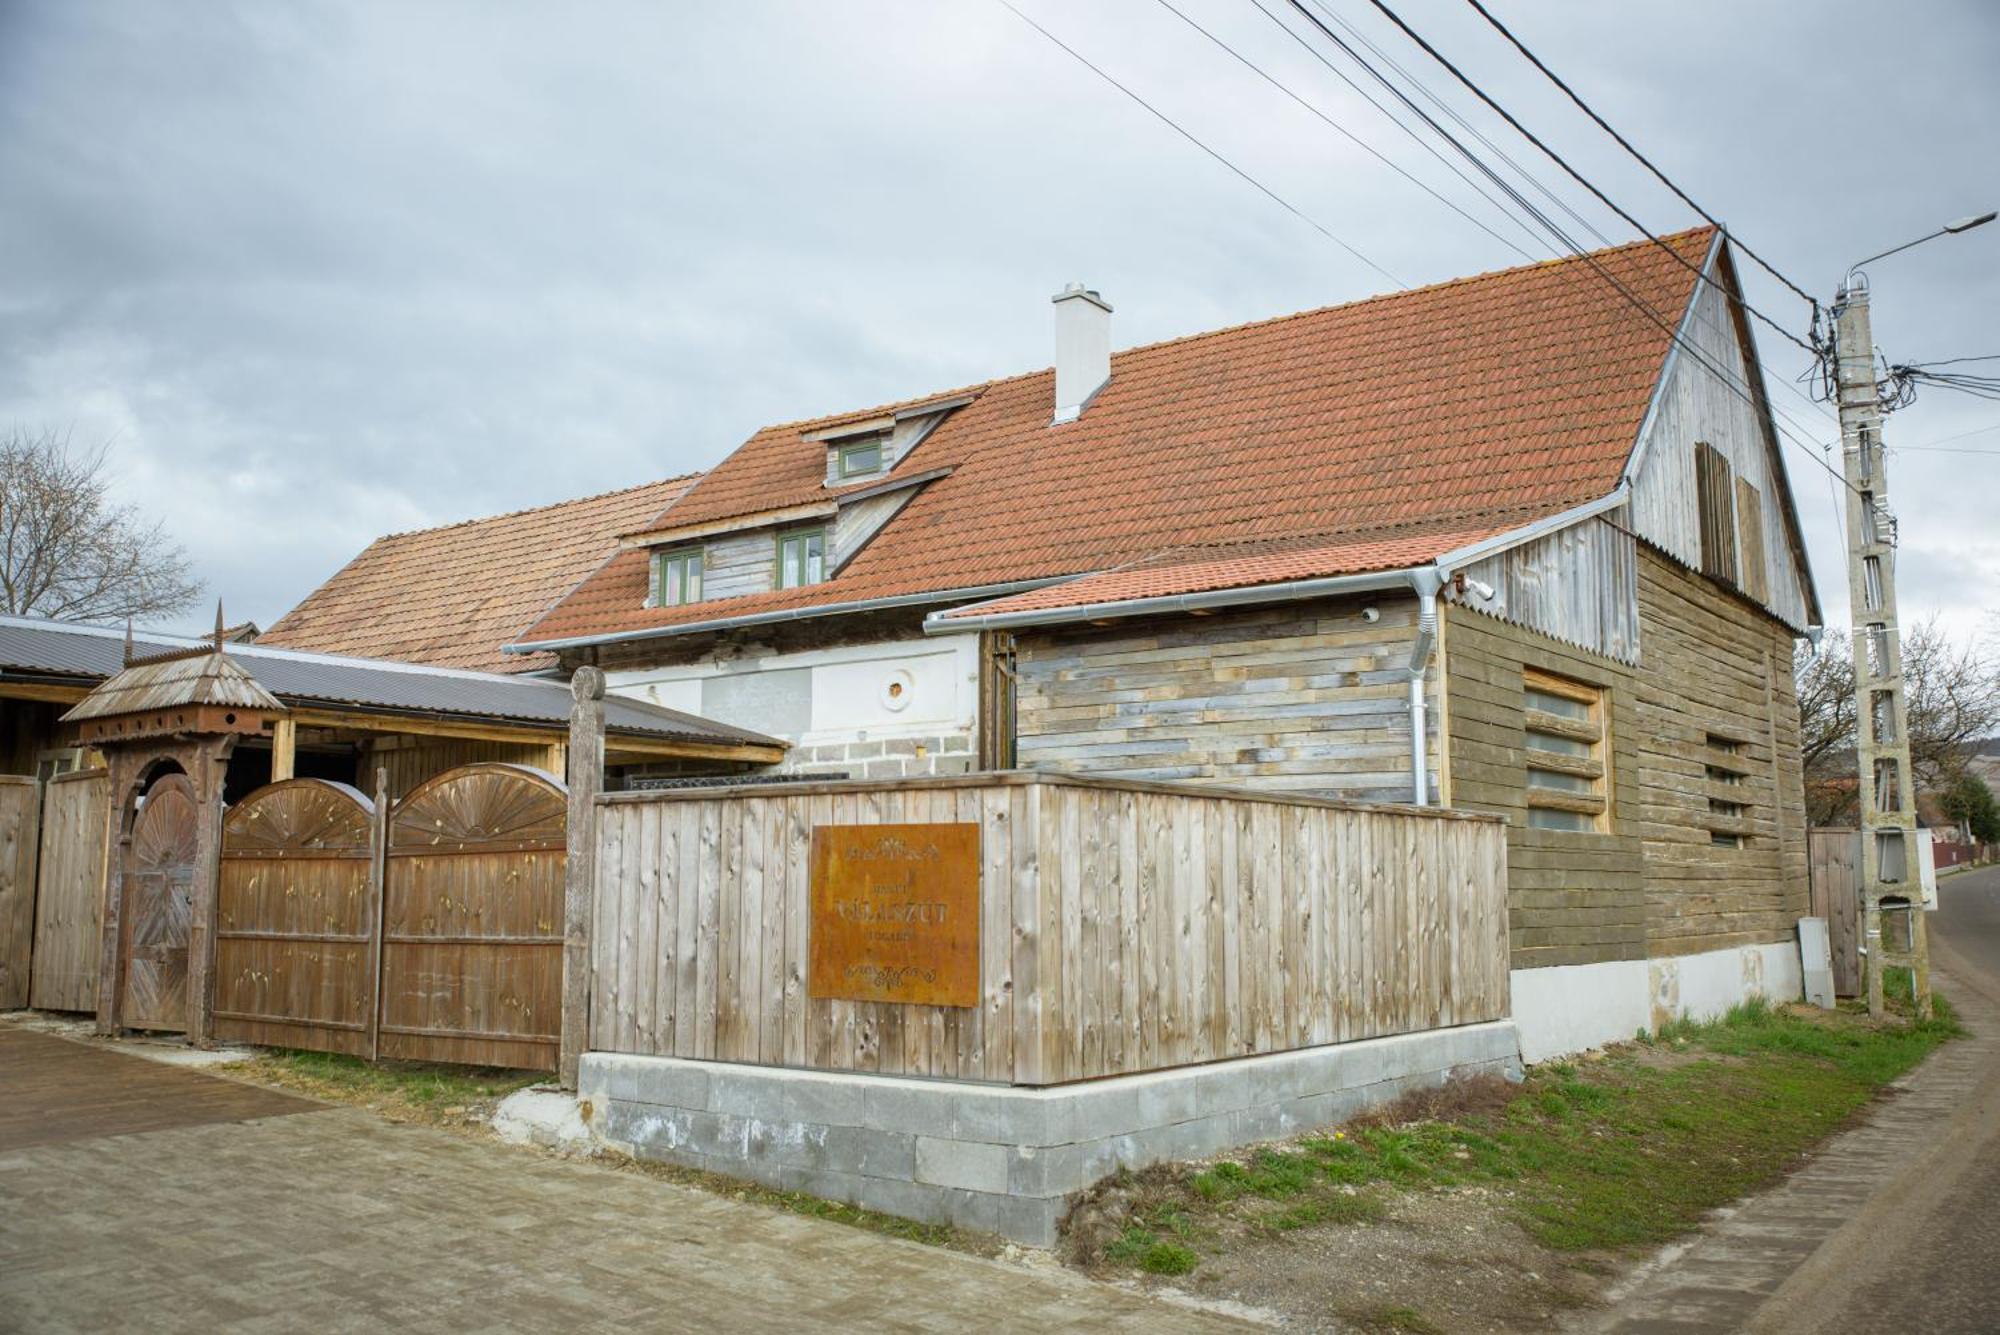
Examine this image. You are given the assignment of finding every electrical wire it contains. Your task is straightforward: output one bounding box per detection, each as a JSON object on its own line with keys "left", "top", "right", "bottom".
{"left": 1457, "top": 0, "right": 1820, "bottom": 314}
{"left": 993, "top": 0, "right": 1404, "bottom": 288}
{"left": 1145, "top": 0, "right": 1537, "bottom": 261}
{"left": 1273, "top": 0, "right": 1857, "bottom": 498}
{"left": 1357, "top": 0, "right": 1821, "bottom": 359}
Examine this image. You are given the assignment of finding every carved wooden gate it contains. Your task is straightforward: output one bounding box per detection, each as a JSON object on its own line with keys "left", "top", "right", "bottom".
{"left": 215, "top": 780, "right": 380, "bottom": 1057}
{"left": 120, "top": 773, "right": 200, "bottom": 1033}
{"left": 381, "top": 765, "right": 565, "bottom": 1070}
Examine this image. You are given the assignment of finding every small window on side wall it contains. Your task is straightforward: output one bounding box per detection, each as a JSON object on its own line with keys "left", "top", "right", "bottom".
{"left": 1522, "top": 669, "right": 1608, "bottom": 833}
{"left": 776, "top": 527, "right": 826, "bottom": 589}
{"left": 652, "top": 548, "right": 704, "bottom": 607}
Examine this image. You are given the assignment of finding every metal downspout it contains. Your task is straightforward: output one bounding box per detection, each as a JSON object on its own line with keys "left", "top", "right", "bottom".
{"left": 1407, "top": 570, "right": 1443, "bottom": 805}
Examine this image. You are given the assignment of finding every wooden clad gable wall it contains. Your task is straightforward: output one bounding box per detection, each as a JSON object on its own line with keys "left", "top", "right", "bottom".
{"left": 1011, "top": 595, "right": 1439, "bottom": 804}
{"left": 1628, "top": 268, "right": 1813, "bottom": 631}
{"left": 1443, "top": 547, "right": 1809, "bottom": 972}
{"left": 700, "top": 529, "right": 779, "bottom": 602}
{"left": 830, "top": 487, "right": 918, "bottom": 573}
{"left": 1449, "top": 516, "right": 1642, "bottom": 666}
{"left": 1633, "top": 549, "right": 1808, "bottom": 956}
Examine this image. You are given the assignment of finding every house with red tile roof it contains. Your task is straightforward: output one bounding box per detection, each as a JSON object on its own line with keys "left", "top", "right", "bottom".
{"left": 494, "top": 229, "right": 1824, "bottom": 1058}
{"left": 263, "top": 476, "right": 699, "bottom": 676}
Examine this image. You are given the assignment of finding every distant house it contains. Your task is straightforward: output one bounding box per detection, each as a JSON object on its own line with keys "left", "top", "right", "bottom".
{"left": 260, "top": 476, "right": 698, "bottom": 675}
{"left": 284, "top": 229, "right": 1823, "bottom": 1059}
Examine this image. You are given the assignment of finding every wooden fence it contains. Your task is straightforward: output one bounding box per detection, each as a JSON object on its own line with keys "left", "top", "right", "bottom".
{"left": 28, "top": 769, "right": 111, "bottom": 1013}
{"left": 0, "top": 777, "right": 38, "bottom": 1008}
{"left": 588, "top": 772, "right": 1509, "bottom": 1087}
{"left": 1807, "top": 827, "right": 1862, "bottom": 996}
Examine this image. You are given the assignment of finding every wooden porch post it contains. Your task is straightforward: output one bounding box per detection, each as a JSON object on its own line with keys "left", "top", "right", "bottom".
{"left": 270, "top": 717, "right": 297, "bottom": 782}
{"left": 183, "top": 744, "right": 229, "bottom": 1047}
{"left": 559, "top": 667, "right": 605, "bottom": 1090}
{"left": 93, "top": 755, "right": 134, "bottom": 1036}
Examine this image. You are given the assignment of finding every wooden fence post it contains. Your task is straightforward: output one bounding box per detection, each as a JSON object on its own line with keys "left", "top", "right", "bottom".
{"left": 560, "top": 666, "right": 605, "bottom": 1090}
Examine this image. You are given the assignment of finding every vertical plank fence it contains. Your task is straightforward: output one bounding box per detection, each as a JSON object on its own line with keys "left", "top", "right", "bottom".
{"left": 0, "top": 776, "right": 39, "bottom": 1007}
{"left": 1808, "top": 827, "right": 1862, "bottom": 997}
{"left": 588, "top": 773, "right": 1509, "bottom": 1086}
{"left": 28, "top": 769, "right": 111, "bottom": 1012}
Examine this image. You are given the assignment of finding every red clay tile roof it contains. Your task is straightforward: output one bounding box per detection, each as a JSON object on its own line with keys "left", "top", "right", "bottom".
{"left": 263, "top": 477, "right": 697, "bottom": 674}
{"left": 934, "top": 523, "right": 1511, "bottom": 622}
{"left": 519, "top": 230, "right": 1715, "bottom": 649}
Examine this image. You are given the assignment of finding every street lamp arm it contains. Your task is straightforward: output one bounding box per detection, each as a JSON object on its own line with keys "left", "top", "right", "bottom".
{"left": 1846, "top": 211, "right": 1997, "bottom": 286}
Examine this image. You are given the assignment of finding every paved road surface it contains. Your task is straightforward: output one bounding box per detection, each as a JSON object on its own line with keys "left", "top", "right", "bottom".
{"left": 1592, "top": 862, "right": 2000, "bottom": 1334}
{"left": 0, "top": 1027, "right": 1245, "bottom": 1333}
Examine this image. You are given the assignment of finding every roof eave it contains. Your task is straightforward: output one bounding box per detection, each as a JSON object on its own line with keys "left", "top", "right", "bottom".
{"left": 506, "top": 577, "right": 1071, "bottom": 654}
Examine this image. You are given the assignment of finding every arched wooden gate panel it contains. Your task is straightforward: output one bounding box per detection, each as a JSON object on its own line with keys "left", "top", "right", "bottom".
{"left": 382, "top": 764, "right": 565, "bottom": 1070}
{"left": 215, "top": 779, "right": 378, "bottom": 1056}
{"left": 121, "top": 773, "right": 200, "bottom": 1033}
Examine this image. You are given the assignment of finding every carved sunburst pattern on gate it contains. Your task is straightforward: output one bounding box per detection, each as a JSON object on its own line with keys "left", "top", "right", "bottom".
{"left": 390, "top": 763, "right": 566, "bottom": 851}
{"left": 223, "top": 779, "right": 374, "bottom": 856}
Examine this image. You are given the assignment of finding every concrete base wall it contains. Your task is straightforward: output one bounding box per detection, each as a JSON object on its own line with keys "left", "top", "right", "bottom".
{"left": 580, "top": 1020, "right": 1522, "bottom": 1247}
{"left": 1512, "top": 939, "right": 1805, "bottom": 1064}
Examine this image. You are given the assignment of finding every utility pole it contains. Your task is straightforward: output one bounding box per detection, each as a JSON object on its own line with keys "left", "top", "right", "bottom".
{"left": 1829, "top": 275, "right": 1927, "bottom": 1020}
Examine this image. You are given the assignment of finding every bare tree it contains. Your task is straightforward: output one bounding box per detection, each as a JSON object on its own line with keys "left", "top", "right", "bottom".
{"left": 1797, "top": 616, "right": 2000, "bottom": 825}
{"left": 0, "top": 427, "right": 201, "bottom": 623}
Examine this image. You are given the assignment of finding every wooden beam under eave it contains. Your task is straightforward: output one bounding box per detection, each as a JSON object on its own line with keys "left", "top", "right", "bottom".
{"left": 285, "top": 706, "right": 783, "bottom": 765}
{"left": 0, "top": 680, "right": 91, "bottom": 704}
{"left": 270, "top": 716, "right": 297, "bottom": 781}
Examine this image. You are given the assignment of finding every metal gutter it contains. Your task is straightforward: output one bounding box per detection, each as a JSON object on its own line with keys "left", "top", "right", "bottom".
{"left": 922, "top": 567, "right": 1418, "bottom": 634}
{"left": 506, "top": 577, "right": 1067, "bottom": 654}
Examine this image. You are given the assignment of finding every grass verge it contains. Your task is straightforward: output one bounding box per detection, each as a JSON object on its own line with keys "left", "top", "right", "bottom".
{"left": 1072, "top": 995, "right": 1960, "bottom": 1276}
{"left": 223, "top": 1049, "right": 543, "bottom": 1127}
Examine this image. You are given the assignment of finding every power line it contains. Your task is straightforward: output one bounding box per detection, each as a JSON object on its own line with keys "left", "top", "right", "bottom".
{"left": 993, "top": 0, "right": 1403, "bottom": 287}
{"left": 1297, "top": 0, "right": 1612, "bottom": 250}
{"left": 1274, "top": 0, "right": 1856, "bottom": 498}
{"left": 1240, "top": 0, "right": 1550, "bottom": 256}
{"left": 1357, "top": 0, "right": 1821, "bottom": 359}
{"left": 1457, "top": 0, "right": 1820, "bottom": 313}
{"left": 1146, "top": 0, "right": 1537, "bottom": 261}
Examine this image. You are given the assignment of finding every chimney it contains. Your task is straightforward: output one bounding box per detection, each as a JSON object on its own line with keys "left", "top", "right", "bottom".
{"left": 1050, "top": 283, "right": 1112, "bottom": 424}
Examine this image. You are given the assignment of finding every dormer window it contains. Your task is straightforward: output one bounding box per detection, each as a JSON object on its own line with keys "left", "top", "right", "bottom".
{"left": 776, "top": 527, "right": 826, "bottom": 589}
{"left": 651, "top": 547, "right": 704, "bottom": 606}
{"left": 836, "top": 435, "right": 886, "bottom": 480}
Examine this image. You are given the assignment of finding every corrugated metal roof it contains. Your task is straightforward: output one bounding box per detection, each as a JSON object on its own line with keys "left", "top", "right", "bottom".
{"left": 0, "top": 615, "right": 778, "bottom": 749}
{"left": 62, "top": 649, "right": 285, "bottom": 722}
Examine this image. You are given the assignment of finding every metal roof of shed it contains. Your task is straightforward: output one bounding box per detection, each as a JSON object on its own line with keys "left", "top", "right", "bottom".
{"left": 0, "top": 614, "right": 778, "bottom": 750}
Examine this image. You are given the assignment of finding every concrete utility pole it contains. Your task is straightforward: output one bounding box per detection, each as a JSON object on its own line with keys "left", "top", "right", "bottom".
{"left": 1830, "top": 276, "right": 1928, "bottom": 1019}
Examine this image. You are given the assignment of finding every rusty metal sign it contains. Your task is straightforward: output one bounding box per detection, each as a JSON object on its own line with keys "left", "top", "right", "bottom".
{"left": 809, "top": 823, "right": 980, "bottom": 1008}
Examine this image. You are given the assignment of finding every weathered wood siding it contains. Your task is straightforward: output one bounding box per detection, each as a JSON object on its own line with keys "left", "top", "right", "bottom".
{"left": 1443, "top": 607, "right": 1647, "bottom": 970}
{"left": 588, "top": 773, "right": 1508, "bottom": 1086}
{"left": 28, "top": 769, "right": 110, "bottom": 1012}
{"left": 1444, "top": 548, "right": 1809, "bottom": 972}
{"left": 1634, "top": 551, "right": 1808, "bottom": 956}
{"left": 1012, "top": 596, "right": 1438, "bottom": 804}
{"left": 0, "top": 776, "right": 40, "bottom": 1007}
{"left": 830, "top": 488, "right": 916, "bottom": 573}
{"left": 701, "top": 529, "right": 777, "bottom": 602}
{"left": 1449, "top": 516, "right": 1642, "bottom": 666}
{"left": 1629, "top": 265, "right": 1813, "bottom": 631}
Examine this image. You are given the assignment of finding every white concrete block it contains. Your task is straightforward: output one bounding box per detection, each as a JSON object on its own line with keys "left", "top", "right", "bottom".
{"left": 915, "top": 1137, "right": 1010, "bottom": 1194}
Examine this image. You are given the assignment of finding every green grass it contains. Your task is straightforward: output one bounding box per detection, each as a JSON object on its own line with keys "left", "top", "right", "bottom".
{"left": 1089, "top": 998, "right": 1959, "bottom": 1276}
{"left": 235, "top": 1049, "right": 542, "bottom": 1107}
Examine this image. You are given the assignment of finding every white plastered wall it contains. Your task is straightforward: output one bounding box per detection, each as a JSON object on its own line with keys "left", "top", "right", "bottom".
{"left": 1510, "top": 939, "right": 1804, "bottom": 1065}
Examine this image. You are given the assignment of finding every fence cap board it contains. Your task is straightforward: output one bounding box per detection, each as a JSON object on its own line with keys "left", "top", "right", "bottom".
{"left": 596, "top": 768, "right": 1503, "bottom": 824}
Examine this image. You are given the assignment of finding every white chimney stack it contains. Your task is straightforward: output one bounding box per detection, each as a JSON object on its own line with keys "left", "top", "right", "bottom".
{"left": 1051, "top": 283, "right": 1112, "bottom": 424}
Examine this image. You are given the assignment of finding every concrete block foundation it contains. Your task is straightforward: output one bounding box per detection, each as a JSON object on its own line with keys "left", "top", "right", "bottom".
{"left": 579, "top": 1020, "right": 1521, "bottom": 1246}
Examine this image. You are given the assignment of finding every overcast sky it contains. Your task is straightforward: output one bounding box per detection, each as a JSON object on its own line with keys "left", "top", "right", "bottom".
{"left": 3, "top": 1, "right": 1995, "bottom": 646}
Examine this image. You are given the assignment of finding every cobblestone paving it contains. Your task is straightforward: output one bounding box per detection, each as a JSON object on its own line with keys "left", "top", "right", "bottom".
{"left": 0, "top": 1032, "right": 1249, "bottom": 1333}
